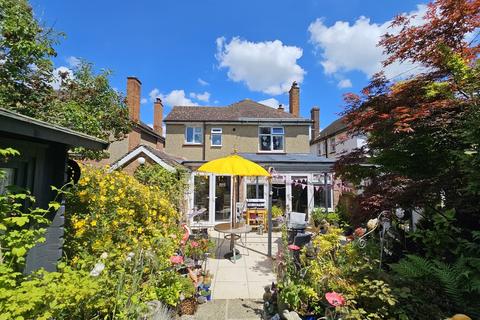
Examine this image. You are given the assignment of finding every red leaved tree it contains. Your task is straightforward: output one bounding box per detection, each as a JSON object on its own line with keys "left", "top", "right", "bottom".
{"left": 335, "top": 0, "right": 480, "bottom": 230}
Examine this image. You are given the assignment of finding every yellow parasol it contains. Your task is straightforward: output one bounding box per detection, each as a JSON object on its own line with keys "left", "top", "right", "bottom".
{"left": 197, "top": 154, "right": 271, "bottom": 260}
{"left": 198, "top": 154, "right": 270, "bottom": 177}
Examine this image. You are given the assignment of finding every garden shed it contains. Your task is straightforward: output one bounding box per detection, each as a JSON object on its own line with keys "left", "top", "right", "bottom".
{"left": 0, "top": 108, "right": 108, "bottom": 273}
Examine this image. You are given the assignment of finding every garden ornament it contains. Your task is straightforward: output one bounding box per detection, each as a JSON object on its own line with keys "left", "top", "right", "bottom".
{"left": 89, "top": 262, "right": 105, "bottom": 277}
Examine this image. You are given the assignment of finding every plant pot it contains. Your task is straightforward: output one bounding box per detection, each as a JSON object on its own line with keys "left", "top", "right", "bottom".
{"left": 178, "top": 297, "right": 197, "bottom": 316}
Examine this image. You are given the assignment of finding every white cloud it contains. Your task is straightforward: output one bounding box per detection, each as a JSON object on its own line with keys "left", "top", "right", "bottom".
{"left": 216, "top": 37, "right": 306, "bottom": 95}
{"left": 149, "top": 88, "right": 198, "bottom": 107}
{"left": 308, "top": 4, "right": 427, "bottom": 80}
{"left": 141, "top": 98, "right": 148, "bottom": 104}
{"left": 66, "top": 56, "right": 81, "bottom": 68}
{"left": 259, "top": 98, "right": 280, "bottom": 109}
{"left": 190, "top": 91, "right": 210, "bottom": 103}
{"left": 198, "top": 78, "right": 210, "bottom": 86}
{"left": 51, "top": 66, "right": 73, "bottom": 90}
{"left": 337, "top": 79, "right": 352, "bottom": 89}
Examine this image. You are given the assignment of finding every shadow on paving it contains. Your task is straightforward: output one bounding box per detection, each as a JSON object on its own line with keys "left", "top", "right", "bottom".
{"left": 180, "top": 299, "right": 264, "bottom": 320}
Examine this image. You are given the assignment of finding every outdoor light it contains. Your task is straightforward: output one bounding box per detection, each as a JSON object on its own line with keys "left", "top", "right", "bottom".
{"left": 137, "top": 157, "right": 146, "bottom": 165}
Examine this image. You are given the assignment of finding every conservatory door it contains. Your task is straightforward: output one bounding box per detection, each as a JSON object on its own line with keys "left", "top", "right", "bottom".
{"left": 193, "top": 174, "right": 210, "bottom": 223}
{"left": 214, "top": 175, "right": 231, "bottom": 223}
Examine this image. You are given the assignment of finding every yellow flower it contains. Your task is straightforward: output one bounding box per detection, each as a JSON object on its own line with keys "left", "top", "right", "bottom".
{"left": 137, "top": 227, "right": 143, "bottom": 234}
{"left": 91, "top": 220, "right": 97, "bottom": 227}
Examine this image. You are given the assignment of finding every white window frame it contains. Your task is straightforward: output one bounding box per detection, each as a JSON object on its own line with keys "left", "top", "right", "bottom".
{"left": 185, "top": 125, "right": 203, "bottom": 144}
{"left": 329, "top": 137, "right": 336, "bottom": 153}
{"left": 258, "top": 126, "right": 285, "bottom": 152}
{"left": 210, "top": 128, "right": 222, "bottom": 147}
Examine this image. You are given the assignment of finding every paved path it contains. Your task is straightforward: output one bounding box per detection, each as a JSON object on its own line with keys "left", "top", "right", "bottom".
{"left": 207, "top": 231, "right": 281, "bottom": 299}
{"left": 181, "top": 299, "right": 264, "bottom": 320}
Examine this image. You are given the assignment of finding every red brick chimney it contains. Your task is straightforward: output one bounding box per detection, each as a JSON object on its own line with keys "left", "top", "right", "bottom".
{"left": 127, "top": 77, "right": 141, "bottom": 151}
{"left": 127, "top": 77, "right": 141, "bottom": 122}
{"left": 310, "top": 106, "right": 320, "bottom": 140}
{"left": 289, "top": 81, "right": 299, "bottom": 117}
{"left": 153, "top": 98, "right": 163, "bottom": 137}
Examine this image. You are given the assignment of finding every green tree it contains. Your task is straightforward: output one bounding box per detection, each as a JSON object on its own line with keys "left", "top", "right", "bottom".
{"left": 53, "top": 62, "right": 131, "bottom": 159}
{"left": 0, "top": 0, "right": 58, "bottom": 116}
{"left": 0, "top": 0, "right": 131, "bottom": 159}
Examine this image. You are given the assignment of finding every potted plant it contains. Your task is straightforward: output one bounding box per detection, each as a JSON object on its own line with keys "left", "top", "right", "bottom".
{"left": 203, "top": 271, "right": 213, "bottom": 289}
{"left": 272, "top": 205, "right": 285, "bottom": 228}
{"left": 200, "top": 289, "right": 212, "bottom": 301}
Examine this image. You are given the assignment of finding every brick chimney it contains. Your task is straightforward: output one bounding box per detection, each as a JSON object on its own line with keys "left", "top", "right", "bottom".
{"left": 153, "top": 98, "right": 163, "bottom": 136}
{"left": 127, "top": 77, "right": 141, "bottom": 151}
{"left": 289, "top": 81, "right": 299, "bottom": 117}
{"left": 278, "top": 104, "right": 284, "bottom": 112}
{"left": 310, "top": 106, "right": 320, "bottom": 140}
{"left": 127, "top": 77, "right": 141, "bottom": 122}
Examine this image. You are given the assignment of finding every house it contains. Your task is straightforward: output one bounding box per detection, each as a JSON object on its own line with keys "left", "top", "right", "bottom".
{"left": 91, "top": 77, "right": 167, "bottom": 174}
{"left": 164, "top": 82, "right": 335, "bottom": 227}
{"left": 310, "top": 116, "right": 366, "bottom": 159}
{"left": 0, "top": 107, "right": 108, "bottom": 273}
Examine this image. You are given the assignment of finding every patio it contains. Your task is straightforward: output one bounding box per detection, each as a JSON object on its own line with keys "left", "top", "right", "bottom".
{"left": 205, "top": 229, "right": 282, "bottom": 300}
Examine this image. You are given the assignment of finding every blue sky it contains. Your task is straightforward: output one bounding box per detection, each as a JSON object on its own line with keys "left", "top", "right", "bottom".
{"left": 31, "top": 0, "right": 427, "bottom": 129}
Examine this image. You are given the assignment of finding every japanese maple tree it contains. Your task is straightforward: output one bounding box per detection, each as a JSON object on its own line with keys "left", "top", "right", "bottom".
{"left": 335, "top": 0, "right": 480, "bottom": 231}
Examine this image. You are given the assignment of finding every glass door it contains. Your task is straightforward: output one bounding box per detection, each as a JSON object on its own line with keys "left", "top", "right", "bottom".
{"left": 193, "top": 175, "right": 210, "bottom": 223}
{"left": 291, "top": 176, "right": 308, "bottom": 213}
{"left": 214, "top": 175, "right": 231, "bottom": 222}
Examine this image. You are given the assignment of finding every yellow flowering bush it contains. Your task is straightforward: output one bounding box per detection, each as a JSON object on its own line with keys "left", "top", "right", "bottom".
{"left": 64, "top": 166, "right": 190, "bottom": 318}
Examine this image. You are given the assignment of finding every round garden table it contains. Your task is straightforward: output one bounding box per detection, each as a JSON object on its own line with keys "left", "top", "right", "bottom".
{"left": 214, "top": 222, "right": 252, "bottom": 263}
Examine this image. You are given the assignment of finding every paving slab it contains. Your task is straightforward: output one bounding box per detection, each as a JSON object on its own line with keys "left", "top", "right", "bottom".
{"left": 180, "top": 299, "right": 264, "bottom": 320}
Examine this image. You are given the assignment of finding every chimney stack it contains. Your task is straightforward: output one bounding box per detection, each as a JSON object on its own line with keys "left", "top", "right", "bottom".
{"left": 127, "top": 77, "right": 141, "bottom": 122}
{"left": 278, "top": 104, "right": 284, "bottom": 112}
{"left": 289, "top": 81, "right": 299, "bottom": 117}
{"left": 310, "top": 107, "right": 320, "bottom": 140}
{"left": 153, "top": 98, "right": 163, "bottom": 136}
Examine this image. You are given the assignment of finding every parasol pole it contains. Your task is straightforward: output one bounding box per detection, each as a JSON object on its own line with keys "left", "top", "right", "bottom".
{"left": 267, "top": 176, "right": 273, "bottom": 257}
{"left": 230, "top": 175, "right": 236, "bottom": 251}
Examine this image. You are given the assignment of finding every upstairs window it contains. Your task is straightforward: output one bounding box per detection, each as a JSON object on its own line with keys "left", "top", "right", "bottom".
{"left": 259, "top": 127, "right": 284, "bottom": 151}
{"left": 329, "top": 137, "right": 336, "bottom": 153}
{"left": 211, "top": 128, "right": 222, "bottom": 147}
{"left": 185, "top": 126, "right": 202, "bottom": 144}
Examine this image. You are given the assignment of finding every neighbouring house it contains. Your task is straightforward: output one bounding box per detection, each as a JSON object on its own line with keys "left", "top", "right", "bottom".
{"left": 90, "top": 77, "right": 176, "bottom": 174}
{"left": 309, "top": 113, "right": 368, "bottom": 213}
{"left": 310, "top": 116, "right": 366, "bottom": 159}
{"left": 164, "top": 82, "right": 335, "bottom": 227}
{"left": 0, "top": 107, "right": 108, "bottom": 273}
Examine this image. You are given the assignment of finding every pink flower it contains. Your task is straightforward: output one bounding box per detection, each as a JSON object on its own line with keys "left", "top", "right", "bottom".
{"left": 354, "top": 227, "right": 366, "bottom": 237}
{"left": 325, "top": 291, "right": 345, "bottom": 307}
{"left": 170, "top": 255, "right": 184, "bottom": 264}
{"left": 288, "top": 244, "right": 300, "bottom": 251}
{"left": 191, "top": 241, "right": 199, "bottom": 248}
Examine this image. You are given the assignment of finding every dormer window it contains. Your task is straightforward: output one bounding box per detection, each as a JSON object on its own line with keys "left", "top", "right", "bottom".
{"left": 259, "top": 127, "right": 284, "bottom": 152}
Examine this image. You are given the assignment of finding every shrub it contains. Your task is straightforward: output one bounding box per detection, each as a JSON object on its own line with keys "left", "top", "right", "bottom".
{"left": 134, "top": 164, "right": 188, "bottom": 211}
{"left": 63, "top": 166, "right": 190, "bottom": 317}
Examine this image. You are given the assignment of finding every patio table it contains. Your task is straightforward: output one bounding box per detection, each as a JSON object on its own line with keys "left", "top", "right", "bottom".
{"left": 214, "top": 222, "right": 252, "bottom": 263}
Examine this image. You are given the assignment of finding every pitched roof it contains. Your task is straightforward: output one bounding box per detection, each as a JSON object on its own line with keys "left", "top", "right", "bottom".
{"left": 109, "top": 144, "right": 186, "bottom": 172}
{"left": 164, "top": 99, "right": 310, "bottom": 122}
{"left": 135, "top": 121, "right": 164, "bottom": 142}
{"left": 311, "top": 117, "right": 348, "bottom": 144}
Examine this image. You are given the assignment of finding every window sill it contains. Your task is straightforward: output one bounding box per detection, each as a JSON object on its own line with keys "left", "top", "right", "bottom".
{"left": 257, "top": 151, "right": 286, "bottom": 154}
{"left": 183, "top": 143, "right": 203, "bottom": 147}
{"left": 211, "top": 145, "right": 222, "bottom": 148}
